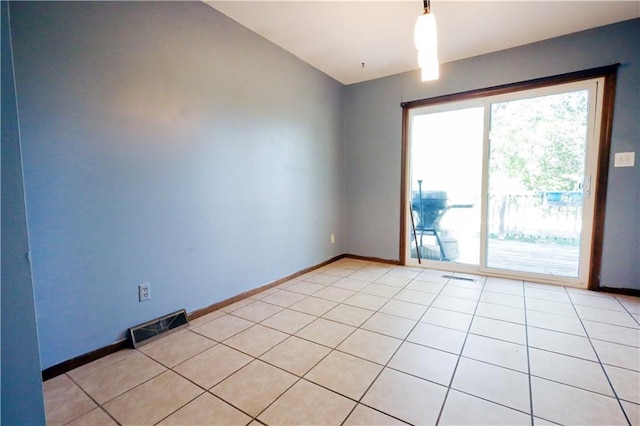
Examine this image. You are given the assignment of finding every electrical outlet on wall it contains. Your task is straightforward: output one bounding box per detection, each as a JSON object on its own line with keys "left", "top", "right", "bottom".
{"left": 331, "top": 234, "right": 336, "bottom": 243}
{"left": 139, "top": 283, "right": 151, "bottom": 302}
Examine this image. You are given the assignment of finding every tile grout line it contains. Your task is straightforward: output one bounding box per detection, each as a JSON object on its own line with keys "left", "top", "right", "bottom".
{"left": 523, "top": 281, "right": 535, "bottom": 426}
{"left": 564, "top": 286, "right": 633, "bottom": 426}
{"left": 337, "top": 267, "right": 450, "bottom": 425}
{"left": 247, "top": 261, "right": 379, "bottom": 425}
{"left": 433, "top": 274, "right": 487, "bottom": 425}
{"left": 64, "top": 372, "right": 122, "bottom": 425}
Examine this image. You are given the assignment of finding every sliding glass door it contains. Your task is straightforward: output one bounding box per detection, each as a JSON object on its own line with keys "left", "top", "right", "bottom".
{"left": 405, "top": 78, "right": 604, "bottom": 287}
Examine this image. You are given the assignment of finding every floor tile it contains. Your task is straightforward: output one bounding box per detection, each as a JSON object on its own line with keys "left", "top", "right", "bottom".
{"left": 379, "top": 299, "right": 427, "bottom": 320}
{"left": 480, "top": 291, "right": 525, "bottom": 309}
{"left": 349, "top": 271, "right": 383, "bottom": 282}
{"left": 431, "top": 294, "right": 478, "bottom": 314}
{"left": 211, "top": 360, "right": 297, "bottom": 416}
{"left": 604, "top": 364, "right": 640, "bottom": 404}
{"left": 525, "top": 286, "right": 571, "bottom": 303}
{"left": 526, "top": 297, "right": 577, "bottom": 317}
{"left": 285, "top": 281, "right": 325, "bottom": 295}
{"left": 526, "top": 310, "right": 586, "bottom": 336}
{"left": 343, "top": 292, "right": 389, "bottom": 311}
{"left": 452, "top": 357, "right": 530, "bottom": 413}
{"left": 387, "top": 267, "right": 421, "bottom": 279}
{"left": 441, "top": 285, "right": 482, "bottom": 301}
{"left": 583, "top": 320, "right": 640, "bottom": 347}
{"left": 421, "top": 307, "right": 473, "bottom": 331}
{"left": 103, "top": 370, "right": 202, "bottom": 425}
{"left": 138, "top": 330, "right": 215, "bottom": 367}
{"left": 449, "top": 273, "right": 485, "bottom": 287}
{"left": 289, "top": 296, "right": 337, "bottom": 316}
{"left": 575, "top": 305, "right": 639, "bottom": 328}
{"left": 258, "top": 379, "right": 355, "bottom": 425}
{"left": 157, "top": 393, "right": 251, "bottom": 425}
{"left": 529, "top": 348, "right": 613, "bottom": 396}
{"left": 74, "top": 351, "right": 166, "bottom": 404}
{"left": 362, "top": 265, "right": 394, "bottom": 275}
{"left": 414, "top": 271, "right": 450, "bottom": 285}
{"left": 221, "top": 297, "right": 256, "bottom": 312}
{"left": 591, "top": 339, "right": 640, "bottom": 371}
{"left": 314, "top": 286, "right": 356, "bottom": 303}
{"left": 361, "top": 283, "right": 400, "bottom": 298}
{"left": 527, "top": 327, "right": 597, "bottom": 361}
{"left": 393, "top": 288, "right": 437, "bottom": 305}
{"left": 405, "top": 280, "right": 445, "bottom": 294}
{"left": 462, "top": 334, "right": 528, "bottom": 373}
{"left": 230, "top": 300, "right": 283, "bottom": 322}
{"left": 304, "top": 351, "right": 382, "bottom": 400}
{"left": 223, "top": 324, "right": 288, "bottom": 357}
{"left": 323, "top": 304, "right": 375, "bottom": 327}
{"left": 193, "top": 314, "right": 254, "bottom": 342}
{"left": 407, "top": 322, "right": 466, "bottom": 354}
{"left": 260, "top": 336, "right": 331, "bottom": 376}
{"left": 260, "top": 308, "right": 316, "bottom": 334}
{"left": 338, "top": 329, "right": 402, "bottom": 365}
{"left": 476, "top": 301, "right": 525, "bottom": 324}
{"left": 388, "top": 341, "right": 458, "bottom": 386}
{"left": 188, "top": 310, "right": 225, "bottom": 329}
{"left": 470, "top": 316, "right": 527, "bottom": 345}
{"left": 303, "top": 273, "right": 341, "bottom": 285}
{"left": 295, "top": 317, "right": 355, "bottom": 347}
{"left": 483, "top": 277, "right": 524, "bottom": 296}
{"left": 531, "top": 376, "right": 627, "bottom": 425}
{"left": 173, "top": 344, "right": 252, "bottom": 389}
{"left": 44, "top": 260, "right": 639, "bottom": 426}
{"left": 439, "top": 389, "right": 531, "bottom": 425}
{"left": 361, "top": 312, "right": 416, "bottom": 339}
{"left": 44, "top": 374, "right": 97, "bottom": 425}
{"left": 361, "top": 264, "right": 393, "bottom": 274}
{"left": 332, "top": 277, "right": 370, "bottom": 292}
{"left": 622, "top": 401, "right": 640, "bottom": 426}
{"left": 374, "top": 275, "right": 411, "bottom": 288}
{"left": 66, "top": 408, "right": 117, "bottom": 426}
{"left": 570, "top": 293, "right": 626, "bottom": 311}
{"left": 343, "top": 404, "right": 408, "bottom": 425}
{"left": 362, "top": 368, "right": 447, "bottom": 425}
{"left": 324, "top": 266, "right": 358, "bottom": 277}
{"left": 616, "top": 296, "right": 640, "bottom": 315}
{"left": 67, "top": 349, "right": 139, "bottom": 382}
{"left": 261, "top": 289, "right": 307, "bottom": 307}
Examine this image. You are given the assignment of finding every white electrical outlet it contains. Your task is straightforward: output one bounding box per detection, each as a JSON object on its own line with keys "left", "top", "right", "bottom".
{"left": 139, "top": 283, "right": 151, "bottom": 302}
{"left": 331, "top": 234, "right": 335, "bottom": 243}
{"left": 614, "top": 152, "right": 635, "bottom": 168}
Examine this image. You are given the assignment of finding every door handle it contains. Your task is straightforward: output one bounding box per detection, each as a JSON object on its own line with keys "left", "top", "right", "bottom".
{"left": 582, "top": 176, "right": 592, "bottom": 197}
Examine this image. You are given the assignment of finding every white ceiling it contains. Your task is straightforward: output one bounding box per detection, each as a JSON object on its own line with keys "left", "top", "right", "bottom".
{"left": 206, "top": 1, "right": 640, "bottom": 85}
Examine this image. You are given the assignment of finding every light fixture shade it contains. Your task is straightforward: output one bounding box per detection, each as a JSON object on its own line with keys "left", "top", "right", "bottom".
{"left": 418, "top": 49, "right": 439, "bottom": 80}
{"left": 415, "top": 10, "right": 439, "bottom": 81}
{"left": 414, "top": 12, "right": 437, "bottom": 49}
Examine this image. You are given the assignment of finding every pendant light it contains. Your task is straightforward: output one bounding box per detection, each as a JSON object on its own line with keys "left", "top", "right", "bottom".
{"left": 415, "top": 0, "right": 439, "bottom": 81}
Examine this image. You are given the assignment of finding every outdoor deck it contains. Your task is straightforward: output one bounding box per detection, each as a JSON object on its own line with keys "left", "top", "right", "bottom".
{"left": 412, "top": 236, "right": 580, "bottom": 278}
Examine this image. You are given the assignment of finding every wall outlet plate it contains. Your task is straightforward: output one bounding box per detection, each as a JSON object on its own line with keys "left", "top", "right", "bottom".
{"left": 614, "top": 152, "right": 635, "bottom": 168}
{"left": 139, "top": 283, "right": 151, "bottom": 302}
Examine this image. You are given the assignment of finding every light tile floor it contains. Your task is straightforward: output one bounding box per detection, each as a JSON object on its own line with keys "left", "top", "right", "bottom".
{"left": 44, "top": 258, "right": 640, "bottom": 425}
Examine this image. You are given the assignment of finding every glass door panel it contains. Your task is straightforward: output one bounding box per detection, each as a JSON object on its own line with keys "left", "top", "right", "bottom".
{"left": 409, "top": 106, "right": 483, "bottom": 265}
{"left": 484, "top": 89, "right": 592, "bottom": 278}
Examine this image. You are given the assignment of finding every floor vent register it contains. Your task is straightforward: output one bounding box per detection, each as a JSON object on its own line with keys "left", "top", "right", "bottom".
{"left": 129, "top": 309, "right": 189, "bottom": 348}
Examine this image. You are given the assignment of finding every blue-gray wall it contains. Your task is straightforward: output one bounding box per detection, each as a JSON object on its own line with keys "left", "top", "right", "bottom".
{"left": 1, "top": 1, "right": 46, "bottom": 422}
{"left": 10, "top": 1, "right": 345, "bottom": 369}
{"left": 6, "top": 0, "right": 639, "bottom": 382}
{"left": 344, "top": 19, "right": 640, "bottom": 290}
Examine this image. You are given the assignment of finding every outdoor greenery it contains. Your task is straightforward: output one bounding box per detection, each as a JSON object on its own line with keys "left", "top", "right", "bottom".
{"left": 489, "top": 90, "right": 588, "bottom": 194}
